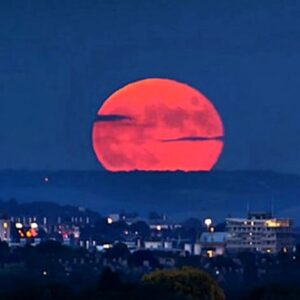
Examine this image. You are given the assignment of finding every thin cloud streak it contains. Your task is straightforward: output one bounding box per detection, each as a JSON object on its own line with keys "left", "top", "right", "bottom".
{"left": 160, "top": 136, "right": 223, "bottom": 142}
{"left": 96, "top": 114, "right": 132, "bottom": 122}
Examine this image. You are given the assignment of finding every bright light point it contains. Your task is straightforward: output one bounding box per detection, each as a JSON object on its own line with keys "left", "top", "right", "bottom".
{"left": 30, "top": 222, "right": 38, "bottom": 229}
{"left": 15, "top": 223, "right": 23, "bottom": 229}
{"left": 43, "top": 271, "right": 47, "bottom": 276}
{"left": 18, "top": 230, "right": 24, "bottom": 238}
{"left": 204, "top": 218, "right": 212, "bottom": 228}
{"left": 156, "top": 225, "right": 162, "bottom": 231}
{"left": 107, "top": 217, "right": 113, "bottom": 224}
{"left": 103, "top": 243, "right": 113, "bottom": 249}
{"left": 207, "top": 250, "right": 213, "bottom": 258}
{"left": 44, "top": 177, "right": 49, "bottom": 183}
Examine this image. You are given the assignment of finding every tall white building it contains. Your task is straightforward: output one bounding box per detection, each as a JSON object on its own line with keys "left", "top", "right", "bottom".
{"left": 226, "top": 212, "right": 294, "bottom": 253}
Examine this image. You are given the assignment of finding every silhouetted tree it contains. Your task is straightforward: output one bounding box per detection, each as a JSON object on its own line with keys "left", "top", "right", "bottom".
{"left": 130, "top": 221, "right": 150, "bottom": 237}
{"left": 0, "top": 241, "right": 9, "bottom": 268}
{"left": 98, "top": 267, "right": 122, "bottom": 293}
{"left": 143, "top": 266, "right": 225, "bottom": 300}
{"left": 237, "top": 251, "right": 258, "bottom": 284}
{"left": 245, "top": 283, "right": 300, "bottom": 300}
{"left": 181, "top": 218, "right": 204, "bottom": 241}
{"left": 105, "top": 243, "right": 130, "bottom": 261}
{"left": 128, "top": 250, "right": 159, "bottom": 268}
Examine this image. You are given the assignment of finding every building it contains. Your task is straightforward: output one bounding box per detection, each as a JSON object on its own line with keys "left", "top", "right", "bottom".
{"left": 226, "top": 212, "right": 294, "bottom": 253}
{"left": 148, "top": 220, "right": 182, "bottom": 231}
{"left": 0, "top": 217, "right": 11, "bottom": 242}
{"left": 198, "top": 232, "right": 229, "bottom": 257}
{"left": 144, "top": 240, "right": 164, "bottom": 250}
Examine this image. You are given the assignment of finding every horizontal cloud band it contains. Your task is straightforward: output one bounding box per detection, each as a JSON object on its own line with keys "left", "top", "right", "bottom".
{"left": 96, "top": 114, "right": 132, "bottom": 121}
{"left": 160, "top": 136, "right": 223, "bottom": 142}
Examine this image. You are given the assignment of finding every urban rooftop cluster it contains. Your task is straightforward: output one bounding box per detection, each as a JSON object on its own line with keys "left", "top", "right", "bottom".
{"left": 0, "top": 203, "right": 296, "bottom": 257}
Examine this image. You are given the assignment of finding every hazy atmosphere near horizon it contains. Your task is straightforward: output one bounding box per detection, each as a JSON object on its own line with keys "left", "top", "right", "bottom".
{"left": 1, "top": 0, "right": 300, "bottom": 173}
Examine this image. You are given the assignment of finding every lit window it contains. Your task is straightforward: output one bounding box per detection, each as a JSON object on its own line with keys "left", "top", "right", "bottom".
{"left": 207, "top": 250, "right": 213, "bottom": 258}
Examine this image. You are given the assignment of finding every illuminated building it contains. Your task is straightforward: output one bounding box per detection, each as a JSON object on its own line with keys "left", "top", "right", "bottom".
{"left": 198, "top": 232, "right": 229, "bottom": 257}
{"left": 0, "top": 217, "right": 11, "bottom": 242}
{"left": 106, "top": 214, "right": 120, "bottom": 223}
{"left": 144, "top": 240, "right": 174, "bottom": 250}
{"left": 226, "top": 212, "right": 294, "bottom": 253}
{"left": 144, "top": 240, "right": 164, "bottom": 250}
{"left": 148, "top": 220, "right": 182, "bottom": 231}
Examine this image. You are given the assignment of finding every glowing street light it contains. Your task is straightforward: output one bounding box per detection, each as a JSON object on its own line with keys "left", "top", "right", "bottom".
{"left": 30, "top": 222, "right": 38, "bottom": 229}
{"left": 103, "top": 243, "right": 112, "bottom": 249}
{"left": 156, "top": 225, "right": 162, "bottom": 231}
{"left": 204, "top": 218, "right": 212, "bottom": 231}
{"left": 15, "top": 223, "right": 23, "bottom": 229}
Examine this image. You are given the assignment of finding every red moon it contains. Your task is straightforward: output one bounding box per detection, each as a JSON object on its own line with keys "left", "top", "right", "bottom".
{"left": 92, "top": 78, "right": 224, "bottom": 171}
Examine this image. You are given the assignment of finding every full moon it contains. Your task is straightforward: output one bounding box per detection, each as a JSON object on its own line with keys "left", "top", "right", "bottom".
{"left": 92, "top": 78, "right": 224, "bottom": 171}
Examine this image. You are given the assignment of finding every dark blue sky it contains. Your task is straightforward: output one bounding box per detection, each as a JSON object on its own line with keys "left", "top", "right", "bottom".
{"left": 1, "top": 0, "right": 300, "bottom": 173}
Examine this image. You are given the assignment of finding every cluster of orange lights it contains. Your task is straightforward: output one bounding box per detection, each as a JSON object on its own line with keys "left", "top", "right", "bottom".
{"left": 265, "top": 220, "right": 290, "bottom": 228}
{"left": 16, "top": 222, "right": 38, "bottom": 239}
{"left": 18, "top": 228, "right": 38, "bottom": 238}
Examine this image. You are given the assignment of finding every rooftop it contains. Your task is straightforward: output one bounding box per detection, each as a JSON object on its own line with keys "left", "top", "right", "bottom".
{"left": 200, "top": 232, "right": 229, "bottom": 243}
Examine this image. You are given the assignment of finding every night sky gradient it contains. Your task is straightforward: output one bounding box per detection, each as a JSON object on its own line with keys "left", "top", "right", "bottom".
{"left": 1, "top": 0, "right": 300, "bottom": 173}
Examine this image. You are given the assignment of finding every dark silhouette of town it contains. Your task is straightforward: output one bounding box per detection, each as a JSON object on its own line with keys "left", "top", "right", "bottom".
{"left": 0, "top": 199, "right": 299, "bottom": 300}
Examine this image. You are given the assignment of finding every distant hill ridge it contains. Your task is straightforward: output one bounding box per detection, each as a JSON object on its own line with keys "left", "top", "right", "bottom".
{"left": 0, "top": 170, "right": 299, "bottom": 223}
